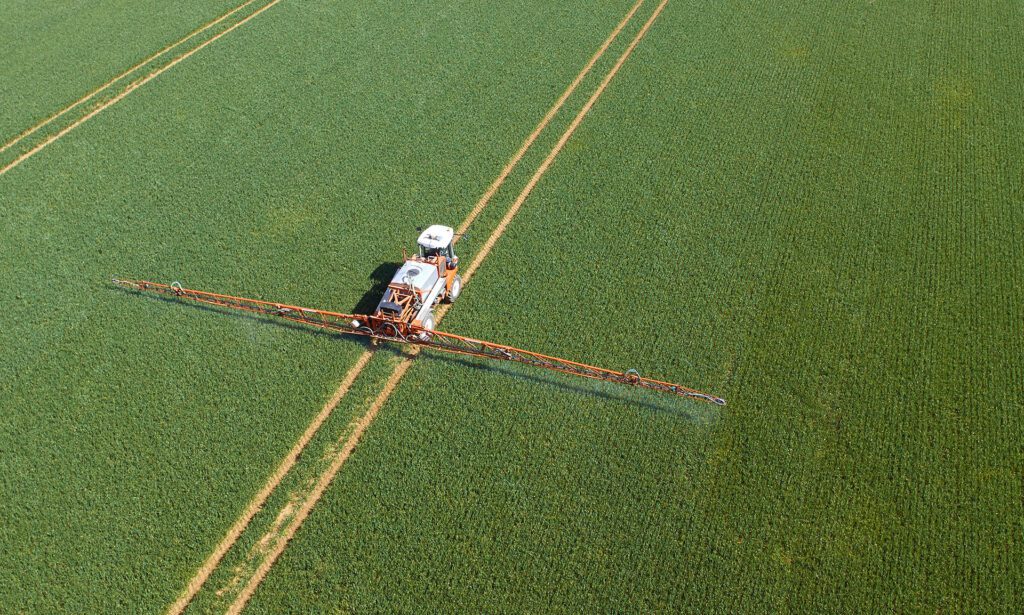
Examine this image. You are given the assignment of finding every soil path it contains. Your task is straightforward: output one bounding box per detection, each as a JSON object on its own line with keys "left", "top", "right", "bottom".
{"left": 225, "top": 1, "right": 670, "bottom": 611}
{"left": 166, "top": 2, "right": 646, "bottom": 611}
{"left": 0, "top": 0, "right": 266, "bottom": 156}
{"left": 165, "top": 348, "right": 370, "bottom": 615}
{"left": 0, "top": 0, "right": 281, "bottom": 177}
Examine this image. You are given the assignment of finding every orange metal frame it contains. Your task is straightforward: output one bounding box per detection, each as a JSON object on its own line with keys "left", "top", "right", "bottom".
{"left": 112, "top": 278, "right": 725, "bottom": 405}
{"left": 376, "top": 254, "right": 455, "bottom": 329}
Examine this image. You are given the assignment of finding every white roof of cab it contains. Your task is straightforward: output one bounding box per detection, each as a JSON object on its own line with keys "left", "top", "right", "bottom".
{"left": 417, "top": 224, "right": 454, "bottom": 250}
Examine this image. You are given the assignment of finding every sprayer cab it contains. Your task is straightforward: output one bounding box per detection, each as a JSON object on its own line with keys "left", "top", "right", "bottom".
{"left": 417, "top": 224, "right": 458, "bottom": 269}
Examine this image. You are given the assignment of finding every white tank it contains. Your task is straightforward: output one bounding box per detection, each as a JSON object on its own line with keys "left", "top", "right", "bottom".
{"left": 390, "top": 260, "right": 439, "bottom": 299}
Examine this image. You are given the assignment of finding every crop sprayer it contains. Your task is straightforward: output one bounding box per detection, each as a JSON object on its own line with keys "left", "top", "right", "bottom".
{"left": 113, "top": 225, "right": 726, "bottom": 405}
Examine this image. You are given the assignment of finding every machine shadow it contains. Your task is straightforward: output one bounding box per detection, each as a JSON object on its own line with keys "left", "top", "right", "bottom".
{"left": 415, "top": 351, "right": 708, "bottom": 421}
{"left": 351, "top": 262, "right": 399, "bottom": 315}
{"left": 110, "top": 284, "right": 714, "bottom": 421}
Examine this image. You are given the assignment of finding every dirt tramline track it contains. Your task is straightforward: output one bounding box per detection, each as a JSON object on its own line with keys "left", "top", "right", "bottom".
{"left": 0, "top": 0, "right": 280, "bottom": 177}
{"left": 4, "top": 1, "right": 1020, "bottom": 610}
{"left": 0, "top": 0, "right": 263, "bottom": 156}
{"left": 167, "top": 1, "right": 651, "bottom": 612}
{"left": 224, "top": 1, "right": 672, "bottom": 610}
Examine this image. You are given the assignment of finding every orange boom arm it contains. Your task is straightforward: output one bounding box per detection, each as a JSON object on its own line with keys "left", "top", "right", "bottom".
{"left": 113, "top": 279, "right": 726, "bottom": 405}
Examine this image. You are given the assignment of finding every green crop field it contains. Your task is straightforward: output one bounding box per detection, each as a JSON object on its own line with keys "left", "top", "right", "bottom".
{"left": 1, "top": 0, "right": 1021, "bottom": 613}
{"left": 0, "top": 0, "right": 244, "bottom": 142}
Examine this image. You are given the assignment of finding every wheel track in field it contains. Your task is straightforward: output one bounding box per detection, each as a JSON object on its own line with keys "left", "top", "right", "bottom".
{"left": 0, "top": 0, "right": 281, "bottom": 177}
{"left": 0, "top": 0, "right": 262, "bottom": 156}
{"left": 167, "top": 1, "right": 648, "bottom": 612}
{"left": 223, "top": 1, "right": 671, "bottom": 611}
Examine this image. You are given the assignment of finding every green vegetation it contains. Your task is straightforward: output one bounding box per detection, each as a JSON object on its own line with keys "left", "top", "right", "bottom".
{"left": 0, "top": 0, "right": 637, "bottom": 611}
{"left": 246, "top": 0, "right": 1023, "bottom": 612}
{"left": 2, "top": 0, "right": 1021, "bottom": 612}
{"left": 0, "top": 0, "right": 243, "bottom": 142}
